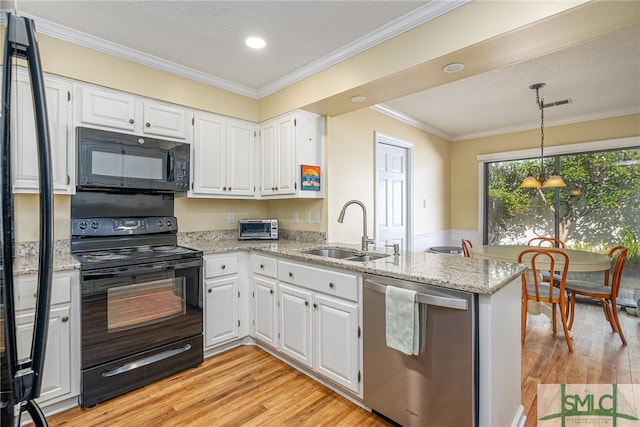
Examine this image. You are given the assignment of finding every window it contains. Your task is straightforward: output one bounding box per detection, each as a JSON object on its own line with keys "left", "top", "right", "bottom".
{"left": 484, "top": 145, "right": 640, "bottom": 296}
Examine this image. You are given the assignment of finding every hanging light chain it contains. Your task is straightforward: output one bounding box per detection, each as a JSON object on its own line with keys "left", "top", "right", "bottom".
{"left": 536, "top": 86, "right": 545, "bottom": 180}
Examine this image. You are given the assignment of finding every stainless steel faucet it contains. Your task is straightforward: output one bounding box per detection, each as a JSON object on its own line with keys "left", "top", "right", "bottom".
{"left": 337, "top": 200, "right": 375, "bottom": 251}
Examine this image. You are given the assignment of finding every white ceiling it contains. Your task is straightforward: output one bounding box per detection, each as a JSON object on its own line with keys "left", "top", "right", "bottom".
{"left": 7, "top": 1, "right": 640, "bottom": 141}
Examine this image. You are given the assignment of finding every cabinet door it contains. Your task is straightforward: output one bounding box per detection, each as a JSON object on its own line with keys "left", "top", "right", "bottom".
{"left": 12, "top": 72, "right": 73, "bottom": 193}
{"left": 227, "top": 119, "right": 255, "bottom": 196}
{"left": 275, "top": 115, "right": 296, "bottom": 195}
{"left": 16, "top": 305, "right": 72, "bottom": 404}
{"left": 278, "top": 284, "right": 312, "bottom": 368}
{"left": 192, "top": 112, "right": 226, "bottom": 195}
{"left": 78, "top": 85, "right": 137, "bottom": 132}
{"left": 253, "top": 276, "right": 277, "bottom": 347}
{"left": 259, "top": 120, "right": 277, "bottom": 195}
{"left": 142, "top": 100, "right": 187, "bottom": 140}
{"left": 314, "top": 294, "right": 360, "bottom": 393}
{"left": 204, "top": 276, "right": 239, "bottom": 348}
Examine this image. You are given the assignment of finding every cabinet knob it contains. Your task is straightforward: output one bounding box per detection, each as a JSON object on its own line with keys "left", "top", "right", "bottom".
{"left": 260, "top": 264, "right": 264, "bottom": 269}
{"left": 270, "top": 289, "right": 274, "bottom": 294}
{"left": 275, "top": 187, "right": 278, "bottom": 191}
{"left": 145, "top": 122, "right": 151, "bottom": 128}
{"left": 304, "top": 300, "right": 309, "bottom": 306}
{"left": 33, "top": 293, "right": 37, "bottom": 298}
{"left": 229, "top": 187, "right": 232, "bottom": 191}
{"left": 129, "top": 119, "right": 135, "bottom": 124}
{"left": 289, "top": 272, "right": 293, "bottom": 277}
{"left": 221, "top": 265, "right": 226, "bottom": 270}
{"left": 223, "top": 186, "right": 227, "bottom": 191}
{"left": 313, "top": 303, "right": 318, "bottom": 308}
{"left": 62, "top": 316, "right": 69, "bottom": 323}
{"left": 329, "top": 282, "right": 335, "bottom": 288}
{"left": 208, "top": 288, "right": 213, "bottom": 293}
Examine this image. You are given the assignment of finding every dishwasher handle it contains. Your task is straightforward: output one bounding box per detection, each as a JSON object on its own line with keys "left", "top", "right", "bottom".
{"left": 365, "top": 280, "right": 469, "bottom": 311}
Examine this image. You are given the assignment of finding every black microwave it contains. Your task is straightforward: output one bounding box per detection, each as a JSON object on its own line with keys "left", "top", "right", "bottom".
{"left": 76, "top": 127, "right": 190, "bottom": 193}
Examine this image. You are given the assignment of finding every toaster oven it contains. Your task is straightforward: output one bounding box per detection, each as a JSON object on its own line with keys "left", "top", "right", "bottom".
{"left": 238, "top": 219, "right": 278, "bottom": 240}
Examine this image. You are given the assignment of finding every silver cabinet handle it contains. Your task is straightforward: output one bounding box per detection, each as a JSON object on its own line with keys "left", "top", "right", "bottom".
{"left": 365, "top": 280, "right": 468, "bottom": 311}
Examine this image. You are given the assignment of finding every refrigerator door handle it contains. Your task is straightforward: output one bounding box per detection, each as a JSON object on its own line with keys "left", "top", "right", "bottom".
{"left": 1, "top": 13, "right": 54, "bottom": 427}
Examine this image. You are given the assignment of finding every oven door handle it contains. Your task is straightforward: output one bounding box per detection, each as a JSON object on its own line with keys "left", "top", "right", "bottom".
{"left": 81, "top": 258, "right": 202, "bottom": 278}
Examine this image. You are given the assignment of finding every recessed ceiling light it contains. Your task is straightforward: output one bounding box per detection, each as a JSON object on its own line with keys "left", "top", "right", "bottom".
{"left": 442, "top": 62, "right": 464, "bottom": 73}
{"left": 245, "top": 36, "right": 266, "bottom": 49}
{"left": 350, "top": 95, "right": 367, "bottom": 103}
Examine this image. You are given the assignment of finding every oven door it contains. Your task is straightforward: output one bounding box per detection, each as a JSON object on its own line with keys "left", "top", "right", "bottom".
{"left": 80, "top": 258, "right": 203, "bottom": 369}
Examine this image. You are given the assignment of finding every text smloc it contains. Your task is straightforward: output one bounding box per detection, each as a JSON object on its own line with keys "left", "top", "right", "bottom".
{"left": 538, "top": 384, "right": 640, "bottom": 426}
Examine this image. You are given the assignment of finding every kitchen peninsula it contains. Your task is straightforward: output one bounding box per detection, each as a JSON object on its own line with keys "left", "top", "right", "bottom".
{"left": 15, "top": 239, "right": 526, "bottom": 427}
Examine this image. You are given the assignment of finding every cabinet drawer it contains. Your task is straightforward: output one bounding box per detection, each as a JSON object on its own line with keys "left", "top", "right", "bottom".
{"left": 278, "top": 261, "right": 359, "bottom": 302}
{"left": 204, "top": 256, "right": 238, "bottom": 278}
{"left": 252, "top": 255, "right": 277, "bottom": 278}
{"left": 15, "top": 273, "right": 72, "bottom": 311}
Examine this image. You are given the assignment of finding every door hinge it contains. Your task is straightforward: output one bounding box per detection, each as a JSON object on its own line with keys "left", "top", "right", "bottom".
{"left": 278, "top": 332, "right": 280, "bottom": 339}
{"left": 294, "top": 182, "right": 297, "bottom": 190}
{"left": 358, "top": 370, "right": 361, "bottom": 383}
{"left": 238, "top": 320, "right": 240, "bottom": 327}
{"left": 67, "top": 91, "right": 71, "bottom": 102}
{"left": 191, "top": 182, "right": 194, "bottom": 190}
{"left": 192, "top": 117, "right": 195, "bottom": 126}
{"left": 253, "top": 319, "right": 255, "bottom": 325}
{"left": 358, "top": 326, "right": 361, "bottom": 338}
{"left": 294, "top": 118, "right": 296, "bottom": 127}
{"left": 254, "top": 131, "right": 257, "bottom": 137}
{"left": 66, "top": 175, "right": 71, "bottom": 185}
{"left": 252, "top": 291, "right": 255, "bottom": 298}
{"left": 238, "top": 291, "right": 240, "bottom": 298}
{"left": 277, "top": 301, "right": 280, "bottom": 308}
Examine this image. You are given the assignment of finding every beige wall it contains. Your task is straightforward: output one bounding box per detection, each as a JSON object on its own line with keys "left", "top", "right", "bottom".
{"left": 450, "top": 113, "right": 640, "bottom": 232}
{"left": 327, "top": 108, "right": 450, "bottom": 244}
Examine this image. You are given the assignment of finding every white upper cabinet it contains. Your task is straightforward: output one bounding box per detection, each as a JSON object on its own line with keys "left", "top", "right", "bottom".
{"left": 76, "top": 84, "right": 188, "bottom": 140}
{"left": 11, "top": 70, "right": 74, "bottom": 194}
{"left": 259, "top": 110, "right": 324, "bottom": 199}
{"left": 190, "top": 111, "right": 255, "bottom": 198}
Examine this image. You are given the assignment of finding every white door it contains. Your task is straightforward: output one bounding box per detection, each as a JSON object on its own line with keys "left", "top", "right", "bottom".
{"left": 253, "top": 276, "right": 276, "bottom": 347}
{"left": 278, "top": 284, "right": 312, "bottom": 368}
{"left": 376, "top": 135, "right": 411, "bottom": 251}
{"left": 227, "top": 119, "right": 255, "bottom": 196}
{"left": 204, "top": 276, "right": 239, "bottom": 348}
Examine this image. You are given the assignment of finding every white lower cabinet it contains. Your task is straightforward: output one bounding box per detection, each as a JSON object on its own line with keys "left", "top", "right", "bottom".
{"left": 14, "top": 270, "right": 80, "bottom": 407}
{"left": 314, "top": 294, "right": 360, "bottom": 392}
{"left": 253, "top": 275, "right": 277, "bottom": 347}
{"left": 276, "top": 260, "right": 361, "bottom": 394}
{"left": 204, "top": 253, "right": 247, "bottom": 350}
{"left": 278, "top": 283, "right": 313, "bottom": 368}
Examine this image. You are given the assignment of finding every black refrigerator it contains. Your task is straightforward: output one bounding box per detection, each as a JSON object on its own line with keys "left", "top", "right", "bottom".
{"left": 1, "top": 12, "right": 54, "bottom": 427}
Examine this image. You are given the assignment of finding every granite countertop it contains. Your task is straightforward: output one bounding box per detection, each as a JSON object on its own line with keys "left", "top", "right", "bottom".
{"left": 183, "top": 239, "right": 526, "bottom": 295}
{"left": 15, "top": 239, "right": 526, "bottom": 296}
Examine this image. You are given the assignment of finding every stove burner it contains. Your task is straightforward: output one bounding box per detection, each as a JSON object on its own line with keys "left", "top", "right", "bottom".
{"left": 153, "top": 245, "right": 180, "bottom": 252}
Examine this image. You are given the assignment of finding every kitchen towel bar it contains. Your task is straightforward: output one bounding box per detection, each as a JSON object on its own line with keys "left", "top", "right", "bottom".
{"left": 365, "top": 280, "right": 468, "bottom": 311}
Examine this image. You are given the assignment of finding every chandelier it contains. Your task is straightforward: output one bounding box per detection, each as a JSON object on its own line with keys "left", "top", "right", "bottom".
{"left": 519, "top": 83, "right": 566, "bottom": 189}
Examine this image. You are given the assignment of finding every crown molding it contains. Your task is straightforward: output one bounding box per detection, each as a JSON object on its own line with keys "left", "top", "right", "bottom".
{"left": 371, "top": 104, "right": 452, "bottom": 141}
{"left": 3, "top": 1, "right": 468, "bottom": 100}
{"left": 257, "top": 0, "right": 469, "bottom": 97}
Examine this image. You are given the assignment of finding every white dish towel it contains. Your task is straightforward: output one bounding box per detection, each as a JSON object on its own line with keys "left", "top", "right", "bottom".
{"left": 385, "top": 285, "right": 420, "bottom": 356}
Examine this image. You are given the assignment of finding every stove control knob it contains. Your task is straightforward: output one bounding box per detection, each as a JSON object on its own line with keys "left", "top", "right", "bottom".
{"left": 157, "top": 220, "right": 164, "bottom": 228}
{"left": 79, "top": 221, "right": 88, "bottom": 230}
{"left": 166, "top": 219, "right": 173, "bottom": 227}
{"left": 91, "top": 221, "right": 100, "bottom": 230}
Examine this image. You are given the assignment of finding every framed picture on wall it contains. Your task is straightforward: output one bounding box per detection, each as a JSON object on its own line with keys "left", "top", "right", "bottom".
{"left": 301, "top": 165, "right": 321, "bottom": 191}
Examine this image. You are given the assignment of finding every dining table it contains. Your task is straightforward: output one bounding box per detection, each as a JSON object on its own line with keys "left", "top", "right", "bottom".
{"left": 472, "top": 245, "right": 612, "bottom": 272}
{"left": 472, "top": 244, "right": 612, "bottom": 319}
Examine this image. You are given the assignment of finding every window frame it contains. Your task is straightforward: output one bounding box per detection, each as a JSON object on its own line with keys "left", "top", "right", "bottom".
{"left": 476, "top": 136, "right": 640, "bottom": 244}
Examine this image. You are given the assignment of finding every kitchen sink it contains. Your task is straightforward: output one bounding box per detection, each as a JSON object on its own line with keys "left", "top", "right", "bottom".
{"left": 300, "top": 247, "right": 389, "bottom": 262}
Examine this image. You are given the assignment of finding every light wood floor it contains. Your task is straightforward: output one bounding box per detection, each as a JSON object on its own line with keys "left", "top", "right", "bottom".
{"left": 41, "top": 303, "right": 639, "bottom": 427}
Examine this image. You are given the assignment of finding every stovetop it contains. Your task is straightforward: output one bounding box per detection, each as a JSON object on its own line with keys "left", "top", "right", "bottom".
{"left": 73, "top": 244, "right": 203, "bottom": 270}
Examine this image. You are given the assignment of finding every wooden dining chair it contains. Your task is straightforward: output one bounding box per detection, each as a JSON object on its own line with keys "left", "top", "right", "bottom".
{"left": 461, "top": 239, "right": 473, "bottom": 257}
{"left": 527, "top": 236, "right": 565, "bottom": 248}
{"left": 566, "top": 246, "right": 628, "bottom": 345}
{"left": 519, "top": 248, "right": 572, "bottom": 352}
{"left": 527, "top": 237, "right": 566, "bottom": 282}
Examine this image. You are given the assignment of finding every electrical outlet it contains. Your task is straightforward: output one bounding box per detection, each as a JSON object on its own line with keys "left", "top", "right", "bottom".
{"left": 227, "top": 212, "right": 235, "bottom": 224}
{"left": 304, "top": 211, "right": 311, "bottom": 224}
{"left": 313, "top": 210, "right": 320, "bottom": 224}
{"left": 293, "top": 211, "right": 299, "bottom": 223}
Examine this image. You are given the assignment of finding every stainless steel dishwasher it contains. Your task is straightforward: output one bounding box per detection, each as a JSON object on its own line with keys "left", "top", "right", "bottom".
{"left": 363, "top": 274, "right": 478, "bottom": 427}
